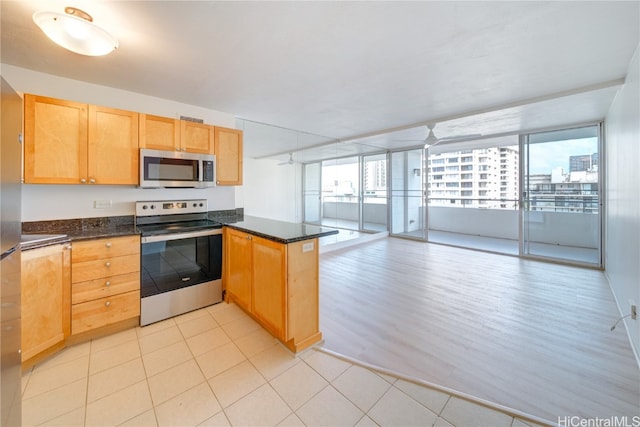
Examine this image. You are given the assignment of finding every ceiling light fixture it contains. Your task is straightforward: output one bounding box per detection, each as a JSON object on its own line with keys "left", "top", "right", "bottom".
{"left": 32, "top": 7, "right": 118, "bottom": 56}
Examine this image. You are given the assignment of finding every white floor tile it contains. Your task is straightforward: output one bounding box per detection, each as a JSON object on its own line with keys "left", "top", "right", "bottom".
{"left": 249, "top": 344, "right": 301, "bottom": 381}
{"left": 332, "top": 365, "right": 392, "bottom": 412}
{"left": 303, "top": 350, "right": 352, "bottom": 382}
{"left": 38, "top": 406, "right": 86, "bottom": 427}
{"left": 367, "top": 386, "right": 438, "bottom": 427}
{"left": 208, "top": 360, "right": 266, "bottom": 408}
{"left": 147, "top": 359, "right": 205, "bottom": 406}
{"left": 32, "top": 342, "right": 90, "bottom": 373}
{"left": 296, "top": 385, "right": 364, "bottom": 426}
{"left": 354, "top": 415, "right": 379, "bottom": 426}
{"left": 277, "top": 413, "right": 305, "bottom": 426}
{"left": 85, "top": 380, "right": 152, "bottom": 426}
{"left": 89, "top": 339, "right": 141, "bottom": 375}
{"left": 234, "top": 327, "right": 279, "bottom": 358}
{"left": 87, "top": 357, "right": 146, "bottom": 403}
{"left": 225, "top": 383, "right": 292, "bottom": 426}
{"left": 195, "top": 342, "right": 247, "bottom": 379}
{"left": 136, "top": 318, "right": 177, "bottom": 338}
{"left": 186, "top": 326, "right": 232, "bottom": 356}
{"left": 118, "top": 409, "right": 158, "bottom": 426}
{"left": 142, "top": 340, "right": 193, "bottom": 377}
{"left": 177, "top": 312, "right": 219, "bottom": 339}
{"left": 154, "top": 382, "right": 222, "bottom": 427}
{"left": 198, "top": 410, "right": 231, "bottom": 426}
{"left": 270, "top": 362, "right": 328, "bottom": 410}
{"left": 23, "top": 355, "right": 89, "bottom": 399}
{"left": 22, "top": 378, "right": 87, "bottom": 426}
{"left": 137, "top": 325, "right": 184, "bottom": 355}
{"left": 208, "top": 303, "right": 247, "bottom": 325}
{"left": 220, "top": 315, "right": 263, "bottom": 340}
{"left": 394, "top": 379, "right": 451, "bottom": 415}
{"left": 90, "top": 328, "right": 138, "bottom": 353}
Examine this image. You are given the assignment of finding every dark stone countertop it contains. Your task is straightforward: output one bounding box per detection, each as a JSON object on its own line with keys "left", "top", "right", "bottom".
{"left": 218, "top": 215, "right": 339, "bottom": 244}
{"left": 22, "top": 216, "right": 139, "bottom": 242}
{"left": 20, "top": 234, "right": 71, "bottom": 251}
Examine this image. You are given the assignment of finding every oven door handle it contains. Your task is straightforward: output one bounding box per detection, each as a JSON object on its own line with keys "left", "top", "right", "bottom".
{"left": 141, "top": 228, "right": 222, "bottom": 243}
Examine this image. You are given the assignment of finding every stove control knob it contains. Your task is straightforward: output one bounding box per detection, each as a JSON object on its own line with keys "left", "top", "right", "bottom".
{"left": 193, "top": 203, "right": 197, "bottom": 208}
{"left": 150, "top": 205, "right": 155, "bottom": 210}
{"left": 199, "top": 203, "right": 204, "bottom": 207}
{"left": 142, "top": 205, "right": 148, "bottom": 210}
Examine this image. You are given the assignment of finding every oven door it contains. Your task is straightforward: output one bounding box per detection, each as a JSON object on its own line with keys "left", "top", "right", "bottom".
{"left": 140, "top": 229, "right": 222, "bottom": 325}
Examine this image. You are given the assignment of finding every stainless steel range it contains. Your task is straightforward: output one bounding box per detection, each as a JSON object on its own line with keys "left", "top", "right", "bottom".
{"left": 135, "top": 199, "right": 222, "bottom": 326}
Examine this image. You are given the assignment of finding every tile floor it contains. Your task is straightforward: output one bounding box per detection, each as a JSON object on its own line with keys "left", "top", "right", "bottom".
{"left": 22, "top": 302, "right": 549, "bottom": 427}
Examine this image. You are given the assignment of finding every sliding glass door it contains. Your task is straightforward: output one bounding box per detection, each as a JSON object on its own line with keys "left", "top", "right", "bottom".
{"left": 303, "top": 161, "right": 321, "bottom": 225}
{"left": 362, "top": 153, "right": 388, "bottom": 232}
{"left": 521, "top": 124, "right": 602, "bottom": 266}
{"left": 390, "top": 148, "right": 427, "bottom": 240}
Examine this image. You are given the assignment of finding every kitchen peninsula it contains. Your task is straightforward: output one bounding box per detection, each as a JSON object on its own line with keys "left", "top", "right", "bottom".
{"left": 221, "top": 216, "right": 338, "bottom": 353}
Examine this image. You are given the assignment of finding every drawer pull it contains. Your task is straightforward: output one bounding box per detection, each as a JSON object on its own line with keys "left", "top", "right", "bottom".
{"left": 105, "top": 242, "right": 112, "bottom": 248}
{"left": 105, "top": 281, "right": 111, "bottom": 287}
{"left": 105, "top": 261, "right": 111, "bottom": 267}
{"left": 105, "top": 301, "right": 111, "bottom": 307}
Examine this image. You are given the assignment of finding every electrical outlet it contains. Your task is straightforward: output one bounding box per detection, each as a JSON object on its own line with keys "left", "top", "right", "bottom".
{"left": 94, "top": 200, "right": 112, "bottom": 209}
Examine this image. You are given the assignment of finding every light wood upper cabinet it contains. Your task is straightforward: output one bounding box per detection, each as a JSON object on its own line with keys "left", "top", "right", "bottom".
{"left": 24, "top": 94, "right": 88, "bottom": 184}
{"left": 139, "top": 114, "right": 214, "bottom": 154}
{"left": 138, "top": 114, "right": 180, "bottom": 152}
{"left": 214, "top": 126, "right": 243, "bottom": 185}
{"left": 181, "top": 120, "right": 214, "bottom": 154}
{"left": 21, "top": 243, "right": 71, "bottom": 365}
{"left": 88, "top": 105, "right": 139, "bottom": 185}
{"left": 24, "top": 94, "right": 139, "bottom": 185}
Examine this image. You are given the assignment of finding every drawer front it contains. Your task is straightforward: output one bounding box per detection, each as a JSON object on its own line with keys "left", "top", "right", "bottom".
{"left": 72, "top": 235, "right": 140, "bottom": 262}
{"left": 72, "top": 290, "right": 140, "bottom": 335}
{"left": 72, "top": 254, "right": 140, "bottom": 283}
{"left": 72, "top": 272, "right": 140, "bottom": 304}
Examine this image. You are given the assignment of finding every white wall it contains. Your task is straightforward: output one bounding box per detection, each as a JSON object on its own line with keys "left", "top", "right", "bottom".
{"left": 605, "top": 44, "right": 640, "bottom": 362}
{"left": 0, "top": 64, "right": 240, "bottom": 221}
{"left": 242, "top": 158, "right": 301, "bottom": 223}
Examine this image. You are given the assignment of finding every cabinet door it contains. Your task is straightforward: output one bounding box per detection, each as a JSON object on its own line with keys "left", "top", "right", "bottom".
{"left": 224, "top": 228, "right": 252, "bottom": 312}
{"left": 214, "top": 127, "right": 243, "bottom": 185}
{"left": 139, "top": 114, "right": 180, "bottom": 151}
{"left": 251, "top": 236, "right": 286, "bottom": 339}
{"left": 21, "top": 244, "right": 71, "bottom": 362}
{"left": 24, "top": 94, "right": 87, "bottom": 184}
{"left": 181, "top": 121, "right": 214, "bottom": 154}
{"left": 88, "top": 105, "right": 139, "bottom": 184}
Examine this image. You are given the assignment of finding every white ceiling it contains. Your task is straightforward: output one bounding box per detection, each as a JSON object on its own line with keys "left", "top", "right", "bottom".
{"left": 2, "top": 1, "right": 638, "bottom": 162}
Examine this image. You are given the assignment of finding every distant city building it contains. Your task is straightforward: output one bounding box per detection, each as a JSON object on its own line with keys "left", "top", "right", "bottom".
{"left": 569, "top": 153, "right": 598, "bottom": 172}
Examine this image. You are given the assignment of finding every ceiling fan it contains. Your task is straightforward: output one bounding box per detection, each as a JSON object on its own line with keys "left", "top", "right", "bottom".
{"left": 396, "top": 124, "right": 481, "bottom": 148}
{"left": 422, "top": 124, "right": 481, "bottom": 148}
{"left": 277, "top": 152, "right": 295, "bottom": 166}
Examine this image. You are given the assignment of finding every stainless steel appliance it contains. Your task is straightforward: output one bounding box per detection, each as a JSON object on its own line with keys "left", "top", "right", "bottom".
{"left": 139, "top": 148, "right": 215, "bottom": 188}
{"left": 136, "top": 199, "right": 223, "bottom": 326}
{"left": 0, "top": 77, "right": 22, "bottom": 426}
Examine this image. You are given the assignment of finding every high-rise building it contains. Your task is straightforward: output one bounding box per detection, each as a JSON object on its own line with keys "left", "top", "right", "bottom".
{"left": 427, "top": 146, "right": 519, "bottom": 209}
{"left": 569, "top": 153, "right": 598, "bottom": 172}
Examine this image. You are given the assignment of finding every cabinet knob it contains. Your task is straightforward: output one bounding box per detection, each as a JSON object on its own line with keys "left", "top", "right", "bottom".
{"left": 105, "top": 301, "right": 111, "bottom": 307}
{"left": 89, "top": 178, "right": 96, "bottom": 184}
{"left": 80, "top": 178, "right": 86, "bottom": 183}
{"left": 105, "top": 281, "right": 111, "bottom": 287}
{"left": 105, "top": 261, "right": 111, "bottom": 267}
{"left": 105, "top": 242, "right": 112, "bottom": 248}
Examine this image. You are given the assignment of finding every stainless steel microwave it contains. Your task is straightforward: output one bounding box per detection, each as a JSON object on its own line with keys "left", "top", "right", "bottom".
{"left": 139, "top": 149, "right": 216, "bottom": 188}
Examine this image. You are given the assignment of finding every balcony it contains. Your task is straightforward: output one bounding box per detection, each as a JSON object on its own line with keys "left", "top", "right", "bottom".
{"left": 317, "top": 197, "right": 600, "bottom": 265}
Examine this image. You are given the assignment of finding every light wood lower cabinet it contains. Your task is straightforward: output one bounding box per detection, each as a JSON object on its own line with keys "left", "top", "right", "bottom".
{"left": 224, "top": 228, "right": 322, "bottom": 352}
{"left": 21, "top": 243, "right": 71, "bottom": 364}
{"left": 71, "top": 236, "right": 140, "bottom": 335}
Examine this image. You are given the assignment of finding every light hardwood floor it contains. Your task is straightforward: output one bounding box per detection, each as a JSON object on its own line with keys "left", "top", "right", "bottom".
{"left": 319, "top": 237, "right": 640, "bottom": 423}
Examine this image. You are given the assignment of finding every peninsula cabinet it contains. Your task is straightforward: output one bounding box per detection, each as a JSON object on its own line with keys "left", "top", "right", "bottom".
{"left": 139, "top": 114, "right": 214, "bottom": 154}
{"left": 21, "top": 243, "right": 71, "bottom": 366}
{"left": 24, "top": 94, "right": 139, "bottom": 185}
{"left": 70, "top": 236, "right": 140, "bottom": 336}
{"left": 214, "top": 126, "right": 243, "bottom": 185}
{"left": 224, "top": 227, "right": 322, "bottom": 352}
